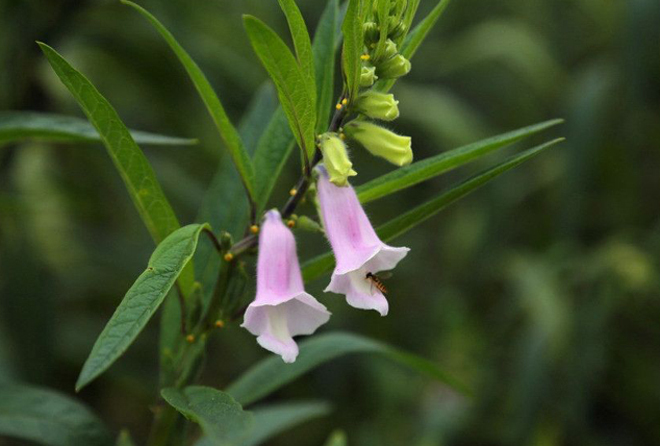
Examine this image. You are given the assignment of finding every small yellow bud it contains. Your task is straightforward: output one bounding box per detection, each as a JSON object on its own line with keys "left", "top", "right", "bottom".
{"left": 341, "top": 98, "right": 348, "bottom": 105}
{"left": 339, "top": 133, "right": 346, "bottom": 140}
{"left": 214, "top": 320, "right": 225, "bottom": 329}
{"left": 360, "top": 54, "right": 371, "bottom": 61}
{"left": 185, "top": 334, "right": 195, "bottom": 343}
{"left": 318, "top": 132, "right": 357, "bottom": 187}
{"left": 223, "top": 252, "right": 234, "bottom": 262}
{"left": 250, "top": 225, "right": 259, "bottom": 234}
{"left": 286, "top": 219, "right": 296, "bottom": 228}
{"left": 335, "top": 103, "right": 342, "bottom": 110}
{"left": 289, "top": 188, "right": 297, "bottom": 196}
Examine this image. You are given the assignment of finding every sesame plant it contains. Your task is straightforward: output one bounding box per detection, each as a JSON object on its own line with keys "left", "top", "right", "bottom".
{"left": 0, "top": 0, "right": 564, "bottom": 445}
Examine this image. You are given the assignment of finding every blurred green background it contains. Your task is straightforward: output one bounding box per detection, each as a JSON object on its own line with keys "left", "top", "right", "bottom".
{"left": 1, "top": 0, "right": 659, "bottom": 445}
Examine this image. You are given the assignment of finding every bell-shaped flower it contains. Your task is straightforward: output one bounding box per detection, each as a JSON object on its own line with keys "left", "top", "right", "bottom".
{"left": 355, "top": 91, "right": 400, "bottom": 121}
{"left": 344, "top": 121, "right": 413, "bottom": 166}
{"left": 242, "top": 210, "right": 330, "bottom": 363}
{"left": 318, "top": 132, "right": 357, "bottom": 187}
{"left": 316, "top": 166, "right": 409, "bottom": 316}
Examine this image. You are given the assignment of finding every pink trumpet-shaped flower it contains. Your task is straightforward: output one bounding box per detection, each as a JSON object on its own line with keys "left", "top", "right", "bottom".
{"left": 242, "top": 210, "right": 330, "bottom": 363}
{"left": 317, "top": 166, "right": 409, "bottom": 316}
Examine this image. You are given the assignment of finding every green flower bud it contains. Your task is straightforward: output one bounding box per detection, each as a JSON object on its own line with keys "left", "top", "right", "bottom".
{"left": 355, "top": 91, "right": 400, "bottom": 121}
{"left": 318, "top": 132, "right": 357, "bottom": 186}
{"left": 363, "top": 22, "right": 380, "bottom": 45}
{"left": 382, "top": 39, "right": 398, "bottom": 60}
{"left": 360, "top": 66, "right": 378, "bottom": 87}
{"left": 296, "top": 215, "right": 324, "bottom": 233}
{"left": 376, "top": 53, "right": 411, "bottom": 79}
{"left": 344, "top": 121, "right": 412, "bottom": 166}
{"left": 388, "top": 19, "right": 406, "bottom": 39}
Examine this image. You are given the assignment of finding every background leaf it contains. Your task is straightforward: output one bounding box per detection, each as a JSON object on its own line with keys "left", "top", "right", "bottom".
{"left": 122, "top": 0, "right": 256, "bottom": 202}
{"left": 76, "top": 223, "right": 209, "bottom": 391}
{"left": 244, "top": 15, "right": 316, "bottom": 160}
{"left": 226, "top": 332, "right": 468, "bottom": 407}
{"left": 324, "top": 430, "right": 348, "bottom": 446}
{"left": 239, "top": 401, "right": 330, "bottom": 446}
{"left": 161, "top": 386, "right": 253, "bottom": 446}
{"left": 0, "top": 383, "right": 112, "bottom": 446}
{"left": 0, "top": 111, "right": 196, "bottom": 147}
{"left": 356, "top": 119, "right": 563, "bottom": 203}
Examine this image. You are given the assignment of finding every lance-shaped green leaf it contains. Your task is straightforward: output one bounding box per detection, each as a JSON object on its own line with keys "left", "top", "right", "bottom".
{"left": 240, "top": 401, "right": 331, "bottom": 446}
{"left": 342, "top": 0, "right": 364, "bottom": 101}
{"left": 0, "top": 111, "right": 197, "bottom": 148}
{"left": 122, "top": 0, "right": 256, "bottom": 201}
{"left": 0, "top": 383, "right": 113, "bottom": 446}
{"left": 277, "top": 0, "right": 316, "bottom": 103}
{"left": 226, "top": 332, "right": 468, "bottom": 407}
{"left": 244, "top": 15, "right": 316, "bottom": 161}
{"left": 252, "top": 0, "right": 341, "bottom": 209}
{"left": 356, "top": 119, "right": 563, "bottom": 203}
{"left": 162, "top": 386, "right": 253, "bottom": 446}
{"left": 302, "top": 138, "right": 564, "bottom": 282}
{"left": 76, "top": 223, "right": 209, "bottom": 391}
{"left": 313, "top": 0, "right": 340, "bottom": 132}
{"left": 38, "top": 42, "right": 181, "bottom": 246}
{"left": 377, "top": 138, "right": 564, "bottom": 240}
{"left": 377, "top": 0, "right": 451, "bottom": 93}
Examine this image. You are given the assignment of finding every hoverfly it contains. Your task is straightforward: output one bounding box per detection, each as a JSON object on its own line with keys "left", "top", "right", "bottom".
{"left": 365, "top": 271, "right": 392, "bottom": 294}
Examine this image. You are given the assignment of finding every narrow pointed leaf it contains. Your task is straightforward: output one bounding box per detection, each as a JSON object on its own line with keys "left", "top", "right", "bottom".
{"left": 161, "top": 386, "right": 253, "bottom": 446}
{"left": 37, "top": 42, "right": 181, "bottom": 246}
{"left": 122, "top": 0, "right": 256, "bottom": 201}
{"left": 240, "top": 401, "right": 331, "bottom": 446}
{"left": 76, "top": 224, "right": 209, "bottom": 391}
{"left": 0, "top": 384, "right": 113, "bottom": 446}
{"left": 356, "top": 119, "right": 563, "bottom": 203}
{"left": 302, "top": 138, "right": 564, "bottom": 282}
{"left": 0, "top": 111, "right": 196, "bottom": 147}
{"left": 342, "top": 0, "right": 363, "bottom": 101}
{"left": 377, "top": 0, "right": 451, "bottom": 93}
{"left": 226, "top": 332, "right": 468, "bottom": 407}
{"left": 252, "top": 0, "right": 341, "bottom": 209}
{"left": 277, "top": 0, "right": 316, "bottom": 103}
{"left": 313, "top": 0, "right": 340, "bottom": 132}
{"left": 244, "top": 15, "right": 316, "bottom": 160}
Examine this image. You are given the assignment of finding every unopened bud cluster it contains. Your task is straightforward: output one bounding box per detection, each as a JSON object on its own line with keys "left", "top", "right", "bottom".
{"left": 320, "top": 0, "right": 414, "bottom": 185}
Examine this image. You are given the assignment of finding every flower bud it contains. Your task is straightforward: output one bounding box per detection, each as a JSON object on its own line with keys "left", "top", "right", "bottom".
{"left": 376, "top": 54, "right": 411, "bottom": 79}
{"left": 318, "top": 132, "right": 357, "bottom": 186}
{"left": 363, "top": 22, "right": 380, "bottom": 45}
{"left": 388, "top": 20, "right": 406, "bottom": 39}
{"left": 355, "top": 91, "right": 400, "bottom": 121}
{"left": 382, "top": 39, "right": 398, "bottom": 61}
{"left": 360, "top": 66, "right": 378, "bottom": 87}
{"left": 344, "top": 121, "right": 412, "bottom": 166}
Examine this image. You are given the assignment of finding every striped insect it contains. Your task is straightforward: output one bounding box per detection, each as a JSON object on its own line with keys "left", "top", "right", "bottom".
{"left": 365, "top": 271, "right": 392, "bottom": 294}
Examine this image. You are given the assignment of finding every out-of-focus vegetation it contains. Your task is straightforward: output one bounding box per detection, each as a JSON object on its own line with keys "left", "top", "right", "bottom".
{"left": 1, "top": 0, "right": 659, "bottom": 445}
